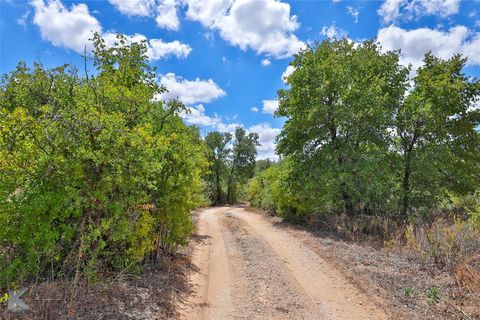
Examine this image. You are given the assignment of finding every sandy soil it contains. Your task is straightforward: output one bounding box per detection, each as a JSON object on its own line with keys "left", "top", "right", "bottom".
{"left": 180, "top": 206, "right": 388, "bottom": 320}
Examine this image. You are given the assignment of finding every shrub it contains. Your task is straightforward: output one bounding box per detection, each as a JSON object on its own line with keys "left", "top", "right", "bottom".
{"left": 0, "top": 34, "right": 207, "bottom": 288}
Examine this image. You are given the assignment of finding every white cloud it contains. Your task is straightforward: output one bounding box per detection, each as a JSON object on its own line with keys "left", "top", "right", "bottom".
{"left": 155, "top": 0, "right": 179, "bottom": 30}
{"left": 102, "top": 33, "right": 190, "bottom": 60}
{"left": 158, "top": 73, "right": 226, "bottom": 104}
{"left": 185, "top": 0, "right": 231, "bottom": 27}
{"left": 181, "top": 104, "right": 222, "bottom": 126}
{"left": 108, "top": 0, "right": 154, "bottom": 16}
{"left": 282, "top": 65, "right": 295, "bottom": 83}
{"left": 148, "top": 39, "right": 191, "bottom": 59}
{"left": 378, "top": 0, "right": 460, "bottom": 23}
{"left": 31, "top": 0, "right": 101, "bottom": 53}
{"left": 261, "top": 58, "right": 271, "bottom": 66}
{"left": 175, "top": 102, "right": 280, "bottom": 159}
{"left": 185, "top": 0, "right": 305, "bottom": 58}
{"left": 31, "top": 0, "right": 190, "bottom": 60}
{"left": 377, "top": 25, "right": 480, "bottom": 69}
{"left": 206, "top": 120, "right": 282, "bottom": 159}
{"left": 248, "top": 123, "right": 281, "bottom": 159}
{"left": 251, "top": 107, "right": 259, "bottom": 112}
{"left": 217, "top": 122, "right": 242, "bottom": 133}
{"left": 108, "top": 0, "right": 179, "bottom": 30}
{"left": 320, "top": 24, "right": 347, "bottom": 40}
{"left": 467, "top": 99, "right": 480, "bottom": 112}
{"left": 346, "top": 6, "right": 359, "bottom": 23}
{"left": 262, "top": 99, "right": 279, "bottom": 114}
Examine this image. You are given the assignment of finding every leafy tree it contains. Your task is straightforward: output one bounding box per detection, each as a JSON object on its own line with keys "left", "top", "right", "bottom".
{"left": 396, "top": 53, "right": 480, "bottom": 217}
{"left": 204, "top": 127, "right": 259, "bottom": 205}
{"left": 205, "top": 131, "right": 232, "bottom": 204}
{"left": 255, "top": 159, "right": 274, "bottom": 174}
{"left": 227, "top": 127, "right": 259, "bottom": 204}
{"left": 277, "top": 40, "right": 409, "bottom": 215}
{"left": 250, "top": 40, "right": 479, "bottom": 224}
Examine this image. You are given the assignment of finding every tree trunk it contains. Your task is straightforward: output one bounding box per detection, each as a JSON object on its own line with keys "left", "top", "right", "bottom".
{"left": 401, "top": 155, "right": 411, "bottom": 218}
{"left": 215, "top": 163, "right": 222, "bottom": 204}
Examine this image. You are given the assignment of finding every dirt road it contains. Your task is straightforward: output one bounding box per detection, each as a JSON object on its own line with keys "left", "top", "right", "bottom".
{"left": 180, "top": 207, "right": 388, "bottom": 320}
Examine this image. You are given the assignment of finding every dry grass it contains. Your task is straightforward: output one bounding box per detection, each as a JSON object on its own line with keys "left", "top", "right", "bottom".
{"left": 0, "top": 252, "right": 195, "bottom": 320}
{"left": 271, "top": 211, "right": 480, "bottom": 319}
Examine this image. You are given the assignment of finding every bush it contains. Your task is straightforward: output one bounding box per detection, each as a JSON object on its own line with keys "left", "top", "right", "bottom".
{"left": 0, "top": 34, "right": 207, "bottom": 288}
{"left": 403, "top": 218, "right": 480, "bottom": 272}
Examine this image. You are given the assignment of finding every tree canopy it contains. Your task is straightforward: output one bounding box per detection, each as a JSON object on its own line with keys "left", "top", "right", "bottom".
{"left": 250, "top": 40, "right": 480, "bottom": 221}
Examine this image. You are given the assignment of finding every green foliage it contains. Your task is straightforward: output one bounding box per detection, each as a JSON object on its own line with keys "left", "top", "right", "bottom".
{"left": 404, "top": 287, "right": 418, "bottom": 298}
{"left": 249, "top": 39, "right": 480, "bottom": 224}
{"left": 426, "top": 287, "right": 441, "bottom": 304}
{"left": 204, "top": 131, "right": 232, "bottom": 204}
{"left": 277, "top": 40, "right": 410, "bottom": 216}
{"left": 227, "top": 127, "right": 259, "bottom": 204}
{"left": 248, "top": 159, "right": 310, "bottom": 223}
{"left": 205, "top": 127, "right": 259, "bottom": 205}
{"left": 396, "top": 54, "right": 480, "bottom": 217}
{"left": 0, "top": 33, "right": 207, "bottom": 288}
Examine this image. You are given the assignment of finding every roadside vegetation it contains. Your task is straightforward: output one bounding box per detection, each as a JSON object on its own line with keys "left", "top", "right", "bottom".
{"left": 248, "top": 40, "right": 480, "bottom": 317}
{"left": 0, "top": 33, "right": 209, "bottom": 304}
{"left": 0, "top": 33, "right": 260, "bottom": 318}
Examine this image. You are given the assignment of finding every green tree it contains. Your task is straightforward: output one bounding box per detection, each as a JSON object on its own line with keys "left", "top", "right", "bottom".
{"left": 396, "top": 53, "right": 480, "bottom": 217}
{"left": 277, "top": 40, "right": 409, "bottom": 215}
{"left": 205, "top": 131, "right": 232, "bottom": 205}
{"left": 227, "top": 127, "right": 259, "bottom": 204}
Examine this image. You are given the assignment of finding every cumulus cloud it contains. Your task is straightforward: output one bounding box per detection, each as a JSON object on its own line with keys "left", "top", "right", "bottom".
{"left": 108, "top": 0, "right": 154, "bottom": 17}
{"left": 185, "top": 0, "right": 305, "bottom": 58}
{"left": 377, "top": 25, "right": 480, "bottom": 69}
{"left": 101, "top": 33, "right": 190, "bottom": 60}
{"left": 378, "top": 0, "right": 460, "bottom": 24}
{"left": 181, "top": 104, "right": 222, "bottom": 126}
{"left": 185, "top": 0, "right": 231, "bottom": 27}
{"left": 31, "top": 0, "right": 101, "bottom": 53}
{"left": 108, "top": 0, "right": 180, "bottom": 30}
{"left": 158, "top": 73, "right": 226, "bottom": 104}
{"left": 176, "top": 104, "right": 280, "bottom": 159}
{"left": 155, "top": 0, "right": 179, "bottom": 30}
{"left": 248, "top": 123, "right": 281, "bottom": 159}
{"left": 31, "top": 0, "right": 190, "bottom": 60}
{"left": 148, "top": 39, "right": 191, "bottom": 59}
{"left": 211, "top": 121, "right": 282, "bottom": 159}
{"left": 175, "top": 104, "right": 281, "bottom": 159}
{"left": 251, "top": 107, "right": 259, "bottom": 112}
{"left": 217, "top": 122, "right": 242, "bottom": 134}
{"left": 262, "top": 99, "right": 279, "bottom": 114}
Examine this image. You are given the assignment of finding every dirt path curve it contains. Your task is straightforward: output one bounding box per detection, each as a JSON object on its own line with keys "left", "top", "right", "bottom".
{"left": 180, "top": 206, "right": 388, "bottom": 320}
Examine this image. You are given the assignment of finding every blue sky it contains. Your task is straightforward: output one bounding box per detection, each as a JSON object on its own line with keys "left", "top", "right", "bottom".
{"left": 1, "top": 0, "right": 480, "bottom": 159}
